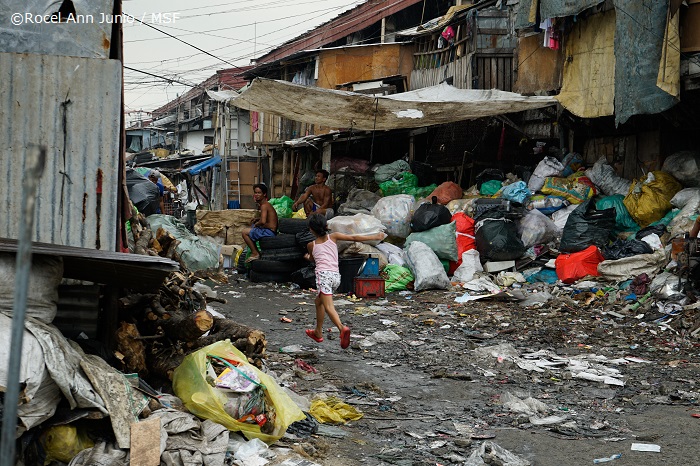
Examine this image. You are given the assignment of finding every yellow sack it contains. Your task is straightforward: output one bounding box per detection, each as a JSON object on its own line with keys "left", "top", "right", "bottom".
{"left": 291, "top": 208, "right": 307, "bottom": 219}
{"left": 42, "top": 425, "right": 94, "bottom": 464}
{"left": 309, "top": 396, "right": 364, "bottom": 424}
{"left": 173, "top": 340, "right": 305, "bottom": 443}
{"left": 623, "top": 171, "right": 682, "bottom": 227}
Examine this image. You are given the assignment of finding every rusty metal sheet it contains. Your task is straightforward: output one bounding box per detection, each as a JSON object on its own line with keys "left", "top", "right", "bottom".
{"left": 0, "top": 52, "right": 121, "bottom": 250}
{"left": 0, "top": 0, "right": 115, "bottom": 58}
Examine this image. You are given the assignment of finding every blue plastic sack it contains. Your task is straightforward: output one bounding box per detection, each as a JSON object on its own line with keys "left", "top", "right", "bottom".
{"left": 500, "top": 181, "right": 531, "bottom": 204}
{"left": 525, "top": 268, "right": 559, "bottom": 284}
{"left": 596, "top": 195, "right": 639, "bottom": 233}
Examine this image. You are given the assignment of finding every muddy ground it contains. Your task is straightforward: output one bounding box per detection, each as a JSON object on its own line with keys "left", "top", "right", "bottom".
{"left": 211, "top": 275, "right": 700, "bottom": 466}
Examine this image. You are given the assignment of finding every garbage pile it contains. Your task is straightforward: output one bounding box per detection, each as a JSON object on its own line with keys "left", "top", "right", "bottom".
{"left": 245, "top": 152, "right": 700, "bottom": 334}
{"left": 1, "top": 211, "right": 313, "bottom": 466}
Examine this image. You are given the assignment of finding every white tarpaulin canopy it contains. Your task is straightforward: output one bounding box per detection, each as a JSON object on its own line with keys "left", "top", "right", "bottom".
{"left": 230, "top": 78, "right": 556, "bottom": 131}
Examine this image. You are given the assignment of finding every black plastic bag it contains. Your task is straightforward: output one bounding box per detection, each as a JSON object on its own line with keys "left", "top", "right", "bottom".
{"left": 635, "top": 224, "right": 667, "bottom": 241}
{"left": 475, "top": 168, "right": 505, "bottom": 190}
{"left": 291, "top": 265, "right": 316, "bottom": 289}
{"left": 602, "top": 239, "right": 653, "bottom": 260}
{"left": 411, "top": 197, "right": 452, "bottom": 232}
{"left": 474, "top": 210, "right": 526, "bottom": 261}
{"left": 559, "top": 199, "right": 616, "bottom": 253}
{"left": 126, "top": 168, "right": 161, "bottom": 216}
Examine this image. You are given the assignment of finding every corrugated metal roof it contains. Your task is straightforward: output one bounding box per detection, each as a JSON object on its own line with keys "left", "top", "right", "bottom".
{"left": 0, "top": 52, "right": 121, "bottom": 250}
{"left": 0, "top": 0, "right": 114, "bottom": 58}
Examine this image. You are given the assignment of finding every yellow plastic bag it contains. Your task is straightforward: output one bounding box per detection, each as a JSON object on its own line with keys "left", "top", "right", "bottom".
{"left": 291, "top": 208, "right": 307, "bottom": 219}
{"left": 42, "top": 425, "right": 94, "bottom": 464}
{"left": 173, "top": 340, "right": 305, "bottom": 443}
{"left": 309, "top": 396, "right": 364, "bottom": 424}
{"left": 623, "top": 171, "right": 682, "bottom": 227}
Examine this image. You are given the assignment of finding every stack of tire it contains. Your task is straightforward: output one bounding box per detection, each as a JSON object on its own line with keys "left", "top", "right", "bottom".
{"left": 248, "top": 218, "right": 316, "bottom": 283}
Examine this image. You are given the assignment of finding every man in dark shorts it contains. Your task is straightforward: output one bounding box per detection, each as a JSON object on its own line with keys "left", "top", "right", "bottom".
{"left": 292, "top": 169, "right": 334, "bottom": 218}
{"left": 242, "top": 183, "right": 278, "bottom": 262}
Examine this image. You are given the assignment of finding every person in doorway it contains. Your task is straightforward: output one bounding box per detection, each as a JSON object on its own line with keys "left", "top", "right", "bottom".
{"left": 303, "top": 213, "right": 385, "bottom": 348}
{"left": 242, "top": 183, "right": 278, "bottom": 262}
{"left": 292, "top": 169, "right": 334, "bottom": 218}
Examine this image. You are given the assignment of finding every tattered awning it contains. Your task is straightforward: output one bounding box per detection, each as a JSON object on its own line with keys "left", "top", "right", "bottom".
{"left": 182, "top": 156, "right": 222, "bottom": 175}
{"left": 231, "top": 78, "right": 557, "bottom": 131}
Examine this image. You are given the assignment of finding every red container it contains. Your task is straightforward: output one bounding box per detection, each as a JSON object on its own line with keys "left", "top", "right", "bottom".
{"left": 354, "top": 277, "right": 385, "bottom": 298}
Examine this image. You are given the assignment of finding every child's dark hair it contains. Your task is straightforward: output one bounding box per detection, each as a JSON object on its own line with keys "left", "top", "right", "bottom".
{"left": 308, "top": 213, "right": 330, "bottom": 236}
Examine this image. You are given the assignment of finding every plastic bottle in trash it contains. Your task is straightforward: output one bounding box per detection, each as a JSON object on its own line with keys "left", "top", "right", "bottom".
{"left": 629, "top": 291, "right": 652, "bottom": 312}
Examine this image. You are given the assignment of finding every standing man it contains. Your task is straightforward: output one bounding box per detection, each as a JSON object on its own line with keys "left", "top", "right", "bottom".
{"left": 242, "top": 183, "right": 278, "bottom": 262}
{"left": 292, "top": 169, "right": 334, "bottom": 218}
{"left": 148, "top": 170, "right": 166, "bottom": 214}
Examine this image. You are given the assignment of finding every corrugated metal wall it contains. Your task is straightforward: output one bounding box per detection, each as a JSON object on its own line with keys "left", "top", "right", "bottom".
{"left": 0, "top": 52, "right": 121, "bottom": 249}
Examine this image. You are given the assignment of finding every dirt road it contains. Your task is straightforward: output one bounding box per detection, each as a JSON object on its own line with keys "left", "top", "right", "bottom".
{"left": 212, "top": 277, "right": 700, "bottom": 466}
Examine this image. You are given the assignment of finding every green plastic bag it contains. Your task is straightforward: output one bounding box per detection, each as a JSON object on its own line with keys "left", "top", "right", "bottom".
{"left": 269, "top": 196, "right": 294, "bottom": 219}
{"left": 480, "top": 180, "right": 502, "bottom": 196}
{"left": 405, "top": 222, "right": 459, "bottom": 261}
{"left": 383, "top": 264, "right": 414, "bottom": 292}
{"left": 379, "top": 172, "right": 418, "bottom": 196}
{"left": 173, "top": 341, "right": 305, "bottom": 443}
{"left": 407, "top": 184, "right": 438, "bottom": 199}
{"left": 596, "top": 195, "right": 640, "bottom": 233}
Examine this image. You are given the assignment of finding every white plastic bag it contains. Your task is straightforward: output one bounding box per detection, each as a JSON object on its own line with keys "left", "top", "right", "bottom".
{"left": 452, "top": 250, "right": 483, "bottom": 282}
{"left": 518, "top": 209, "right": 561, "bottom": 247}
{"left": 551, "top": 204, "right": 577, "bottom": 230}
{"left": 327, "top": 213, "right": 385, "bottom": 245}
{"left": 406, "top": 241, "right": 450, "bottom": 291}
{"left": 528, "top": 156, "right": 564, "bottom": 192}
{"left": 375, "top": 242, "right": 407, "bottom": 266}
{"left": 370, "top": 194, "right": 415, "bottom": 238}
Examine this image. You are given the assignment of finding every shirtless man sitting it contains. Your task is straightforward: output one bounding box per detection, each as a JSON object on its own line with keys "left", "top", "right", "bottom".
{"left": 293, "top": 169, "right": 334, "bottom": 218}
{"left": 242, "top": 183, "right": 278, "bottom": 262}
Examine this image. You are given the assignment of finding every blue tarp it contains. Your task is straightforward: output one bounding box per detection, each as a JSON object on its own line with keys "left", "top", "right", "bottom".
{"left": 183, "top": 156, "right": 221, "bottom": 175}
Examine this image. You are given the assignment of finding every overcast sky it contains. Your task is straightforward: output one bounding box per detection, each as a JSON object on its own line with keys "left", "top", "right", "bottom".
{"left": 122, "top": 0, "right": 363, "bottom": 117}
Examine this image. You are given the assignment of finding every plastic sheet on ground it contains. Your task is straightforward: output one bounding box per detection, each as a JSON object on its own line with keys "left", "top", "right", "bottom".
{"left": 309, "top": 396, "right": 363, "bottom": 424}
{"left": 465, "top": 441, "right": 531, "bottom": 466}
{"left": 149, "top": 214, "right": 221, "bottom": 271}
{"left": 597, "top": 248, "right": 667, "bottom": 281}
{"left": 359, "top": 329, "right": 401, "bottom": 348}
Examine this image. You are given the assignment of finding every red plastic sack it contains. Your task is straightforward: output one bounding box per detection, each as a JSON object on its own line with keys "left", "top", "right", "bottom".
{"left": 448, "top": 212, "right": 476, "bottom": 275}
{"left": 555, "top": 245, "right": 604, "bottom": 284}
{"left": 428, "top": 182, "right": 463, "bottom": 205}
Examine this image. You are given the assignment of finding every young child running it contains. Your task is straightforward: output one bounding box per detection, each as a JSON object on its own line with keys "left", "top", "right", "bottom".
{"left": 304, "top": 213, "right": 385, "bottom": 348}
